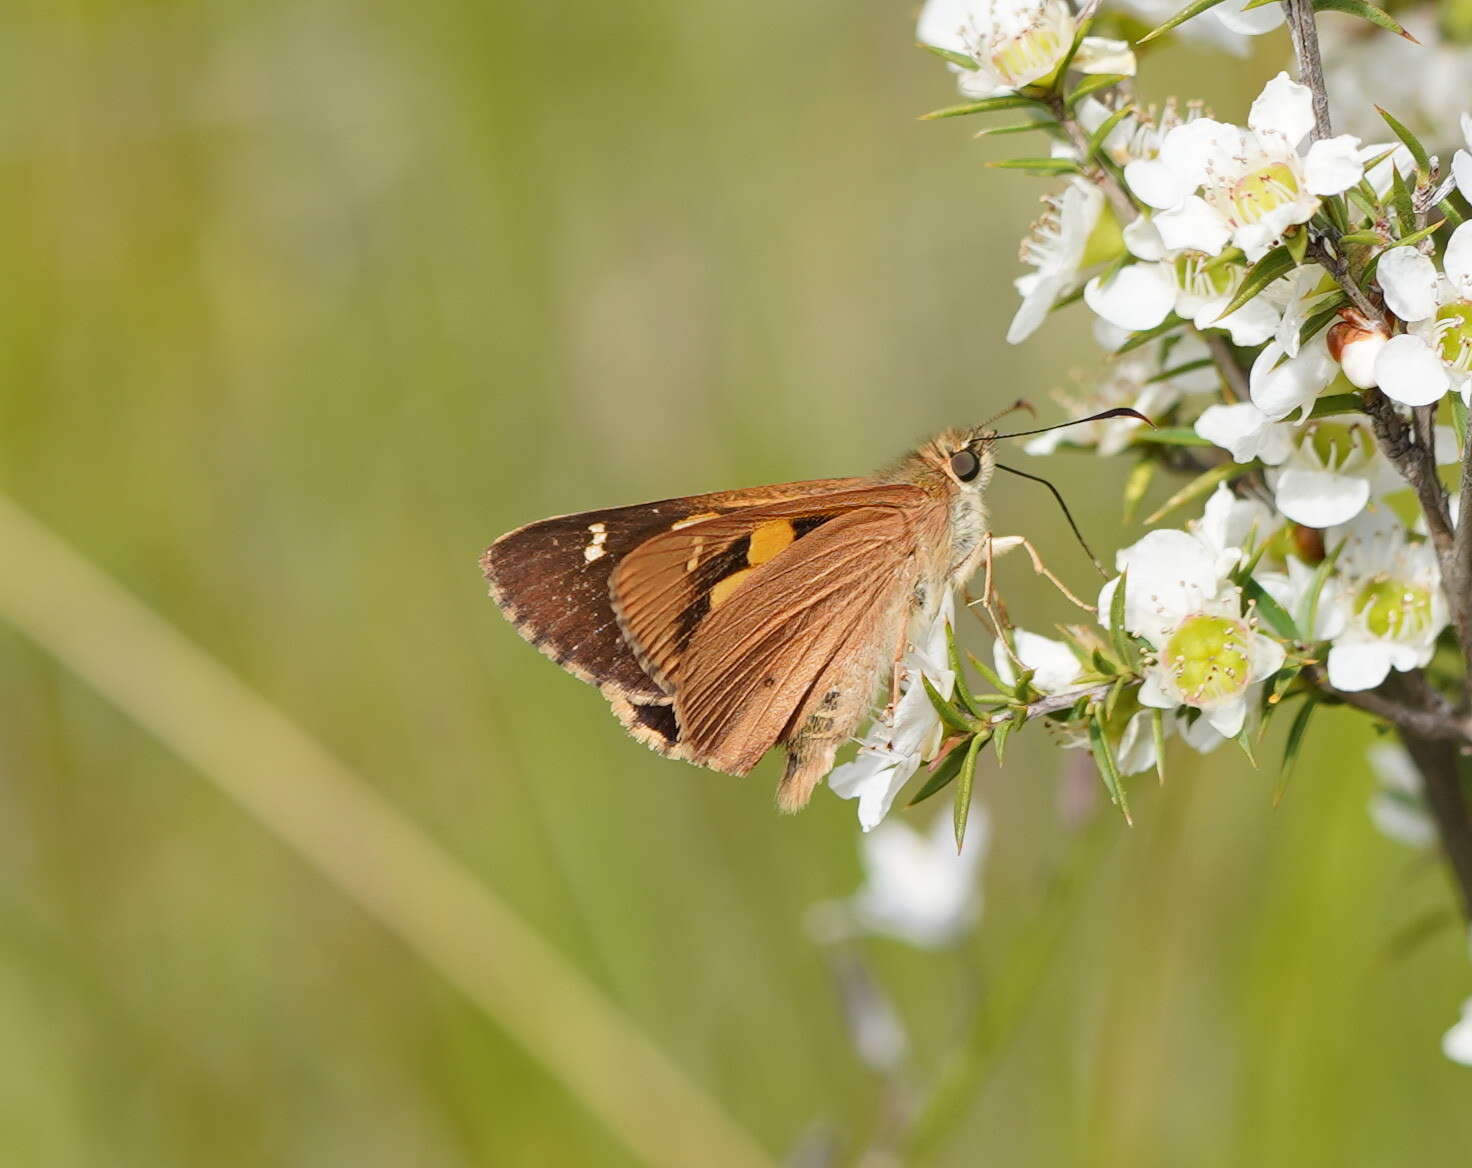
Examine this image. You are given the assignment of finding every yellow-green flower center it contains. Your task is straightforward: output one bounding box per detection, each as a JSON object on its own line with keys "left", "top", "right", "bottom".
{"left": 989, "top": 7, "right": 1073, "bottom": 88}
{"left": 1175, "top": 255, "right": 1234, "bottom": 301}
{"left": 1434, "top": 302, "right": 1472, "bottom": 372}
{"left": 1226, "top": 162, "right": 1301, "bottom": 225}
{"left": 1309, "top": 421, "right": 1371, "bottom": 466}
{"left": 1162, "top": 614, "right": 1252, "bottom": 705}
{"left": 1353, "top": 576, "right": 1433, "bottom": 639}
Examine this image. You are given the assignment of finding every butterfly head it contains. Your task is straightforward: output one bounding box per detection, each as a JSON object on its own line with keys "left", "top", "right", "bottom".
{"left": 916, "top": 427, "right": 998, "bottom": 496}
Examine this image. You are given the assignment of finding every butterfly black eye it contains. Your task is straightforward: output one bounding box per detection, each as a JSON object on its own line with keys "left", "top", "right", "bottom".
{"left": 950, "top": 448, "right": 981, "bottom": 482}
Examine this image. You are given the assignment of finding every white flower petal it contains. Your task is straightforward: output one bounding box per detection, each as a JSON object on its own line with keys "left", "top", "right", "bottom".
{"left": 1124, "top": 158, "right": 1185, "bottom": 210}
{"left": 1337, "top": 331, "right": 1386, "bottom": 389}
{"left": 1445, "top": 221, "right": 1472, "bottom": 295}
{"left": 1122, "top": 215, "right": 1167, "bottom": 261}
{"left": 1377, "top": 246, "right": 1439, "bottom": 322}
{"left": 1303, "top": 135, "right": 1364, "bottom": 195}
{"left": 1208, "top": 295, "right": 1281, "bottom": 347}
{"left": 1455, "top": 149, "right": 1472, "bottom": 207}
{"left": 1006, "top": 630, "right": 1083, "bottom": 693}
{"left": 1155, "top": 195, "right": 1232, "bottom": 255}
{"left": 1158, "top": 119, "right": 1237, "bottom": 191}
{"left": 915, "top": 0, "right": 981, "bottom": 54}
{"left": 1007, "top": 273, "right": 1065, "bottom": 344}
{"left": 1274, "top": 467, "right": 1371, "bottom": 528}
{"left": 1248, "top": 72, "right": 1315, "bottom": 146}
{"left": 1204, "top": 699, "right": 1246, "bottom": 739}
{"left": 1195, "top": 402, "right": 1293, "bottom": 465}
{"left": 1250, "top": 334, "right": 1336, "bottom": 420}
{"left": 1444, "top": 999, "right": 1472, "bottom": 1067}
{"left": 1247, "top": 632, "right": 1285, "bottom": 681}
{"left": 1326, "top": 641, "right": 1393, "bottom": 691}
{"left": 1138, "top": 667, "right": 1176, "bottom": 709}
{"left": 1214, "top": 0, "right": 1284, "bottom": 36}
{"left": 1114, "top": 710, "right": 1159, "bottom": 776}
{"left": 1376, "top": 334, "right": 1452, "bottom": 406}
{"left": 1073, "top": 37, "right": 1136, "bottom": 76}
{"left": 1084, "top": 263, "right": 1176, "bottom": 331}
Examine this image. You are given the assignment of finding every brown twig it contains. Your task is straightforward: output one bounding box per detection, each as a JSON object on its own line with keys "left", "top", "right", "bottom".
{"left": 1285, "top": 0, "right": 1332, "bottom": 141}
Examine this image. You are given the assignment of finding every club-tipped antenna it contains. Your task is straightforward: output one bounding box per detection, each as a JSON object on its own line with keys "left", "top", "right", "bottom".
{"left": 991, "top": 406, "right": 1154, "bottom": 443}
{"left": 979, "top": 397, "right": 1036, "bottom": 431}
{"left": 993, "top": 462, "right": 1111, "bottom": 578}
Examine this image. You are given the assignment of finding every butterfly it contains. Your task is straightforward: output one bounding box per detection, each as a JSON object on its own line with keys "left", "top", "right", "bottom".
{"left": 482, "top": 409, "right": 1144, "bottom": 812}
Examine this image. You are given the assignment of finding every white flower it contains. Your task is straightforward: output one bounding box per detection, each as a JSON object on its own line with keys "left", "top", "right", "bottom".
{"left": 1321, "top": 508, "right": 1447, "bottom": 692}
{"left": 1267, "top": 419, "right": 1391, "bottom": 529}
{"left": 1009, "top": 180, "right": 1106, "bottom": 343}
{"left": 1102, "top": 528, "right": 1284, "bottom": 738}
{"left": 1326, "top": 312, "right": 1390, "bottom": 390}
{"left": 1249, "top": 332, "right": 1337, "bottom": 420}
{"left": 917, "top": 0, "right": 1135, "bottom": 97}
{"left": 1195, "top": 482, "right": 1277, "bottom": 561}
{"left": 1444, "top": 998, "right": 1472, "bottom": 1068}
{"left": 829, "top": 593, "right": 956, "bottom": 829}
{"left": 848, "top": 807, "right": 988, "bottom": 947}
{"left": 1195, "top": 401, "right": 1295, "bottom": 465}
{"left": 1456, "top": 113, "right": 1472, "bottom": 204}
{"left": 1367, "top": 742, "right": 1434, "bottom": 848}
{"left": 1124, "top": 73, "right": 1363, "bottom": 260}
{"left": 1374, "top": 221, "right": 1472, "bottom": 406}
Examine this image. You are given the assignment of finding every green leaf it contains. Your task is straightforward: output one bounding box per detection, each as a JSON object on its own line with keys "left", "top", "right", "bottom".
{"left": 1217, "top": 245, "right": 1295, "bottom": 320}
{"left": 1306, "top": 392, "right": 1363, "bottom": 420}
{"left": 1303, "top": 540, "right": 1344, "bottom": 640}
{"left": 992, "top": 716, "right": 1013, "bottom": 765}
{"left": 1243, "top": 575, "right": 1300, "bottom": 641}
{"left": 1375, "top": 105, "right": 1432, "bottom": 174}
{"left": 945, "top": 625, "right": 982, "bottom": 716}
{"left": 918, "top": 41, "right": 982, "bottom": 70}
{"left": 1146, "top": 357, "right": 1216, "bottom": 385}
{"left": 1122, "top": 458, "right": 1156, "bottom": 523}
{"left": 1131, "top": 427, "right": 1212, "bottom": 446}
{"left": 920, "top": 94, "right": 1043, "bottom": 120}
{"left": 953, "top": 733, "right": 985, "bottom": 850}
{"left": 966, "top": 650, "right": 1015, "bottom": 699}
{"left": 909, "top": 735, "right": 975, "bottom": 806}
{"left": 1440, "top": 195, "right": 1466, "bottom": 229}
{"left": 1137, "top": 0, "right": 1230, "bottom": 44}
{"left": 924, "top": 675, "right": 976, "bottom": 735}
{"left": 1452, "top": 393, "right": 1469, "bottom": 454}
{"left": 986, "top": 157, "right": 1082, "bottom": 176}
{"left": 1389, "top": 218, "right": 1446, "bottom": 252}
{"left": 1143, "top": 460, "right": 1254, "bottom": 525}
{"left": 1065, "top": 73, "right": 1131, "bottom": 108}
{"left": 1088, "top": 713, "right": 1133, "bottom": 824}
{"left": 972, "top": 120, "right": 1064, "bottom": 139}
{"left": 1298, "top": 296, "right": 1349, "bottom": 349}
{"left": 1108, "top": 570, "right": 1133, "bottom": 666}
{"left": 1337, "top": 229, "right": 1385, "bottom": 246}
{"left": 1389, "top": 165, "right": 1417, "bottom": 236}
{"left": 1315, "top": 0, "right": 1416, "bottom": 41}
{"left": 1151, "top": 709, "right": 1167, "bottom": 785}
{"left": 1087, "top": 102, "right": 1135, "bottom": 156}
{"left": 1115, "top": 314, "right": 1186, "bottom": 354}
{"left": 1273, "top": 697, "right": 1317, "bottom": 805}
{"left": 1286, "top": 225, "right": 1310, "bottom": 266}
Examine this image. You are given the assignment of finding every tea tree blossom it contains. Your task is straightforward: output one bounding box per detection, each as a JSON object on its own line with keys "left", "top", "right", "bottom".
{"left": 1124, "top": 73, "right": 1362, "bottom": 260}
{"left": 1374, "top": 223, "right": 1472, "bottom": 406}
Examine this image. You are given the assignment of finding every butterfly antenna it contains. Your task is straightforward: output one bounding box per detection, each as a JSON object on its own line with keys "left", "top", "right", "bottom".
{"left": 979, "top": 397, "right": 1036, "bottom": 430}
{"left": 994, "top": 462, "right": 1109, "bottom": 578}
{"left": 991, "top": 406, "right": 1153, "bottom": 442}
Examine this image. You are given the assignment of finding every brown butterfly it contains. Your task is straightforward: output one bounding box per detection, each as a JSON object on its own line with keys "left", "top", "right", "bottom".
{"left": 482, "top": 409, "right": 1144, "bottom": 812}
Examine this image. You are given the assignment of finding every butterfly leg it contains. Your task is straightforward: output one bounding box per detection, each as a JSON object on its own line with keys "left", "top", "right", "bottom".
{"left": 986, "top": 533, "right": 1097, "bottom": 612}
{"left": 970, "top": 535, "right": 1026, "bottom": 673}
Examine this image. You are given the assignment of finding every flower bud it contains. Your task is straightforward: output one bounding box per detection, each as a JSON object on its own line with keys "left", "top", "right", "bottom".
{"left": 1327, "top": 313, "right": 1390, "bottom": 389}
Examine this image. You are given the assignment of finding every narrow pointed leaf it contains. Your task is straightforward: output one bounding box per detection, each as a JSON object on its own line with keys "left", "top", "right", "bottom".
{"left": 1373, "top": 105, "right": 1431, "bottom": 173}
{"left": 1065, "top": 73, "right": 1130, "bottom": 107}
{"left": 920, "top": 94, "right": 1042, "bottom": 120}
{"left": 1143, "top": 461, "right": 1254, "bottom": 525}
{"left": 1123, "top": 458, "right": 1156, "bottom": 523}
{"left": 1088, "top": 714, "right": 1132, "bottom": 824}
{"left": 966, "top": 650, "right": 1014, "bottom": 698}
{"left": 986, "top": 157, "right": 1081, "bottom": 175}
{"left": 1217, "top": 245, "right": 1295, "bottom": 320}
{"left": 1151, "top": 709, "right": 1167, "bottom": 785}
{"left": 923, "top": 675, "right": 976, "bottom": 735}
{"left": 973, "top": 120, "right": 1064, "bottom": 139}
{"left": 1243, "top": 575, "right": 1300, "bottom": 641}
{"left": 1115, "top": 315, "right": 1186, "bottom": 354}
{"left": 1087, "top": 102, "right": 1135, "bottom": 155}
{"left": 1138, "top": 0, "right": 1230, "bottom": 44}
{"left": 1315, "top": 0, "right": 1416, "bottom": 41}
{"left": 1108, "top": 570, "right": 1134, "bottom": 666}
{"left": 918, "top": 42, "right": 982, "bottom": 70}
{"left": 945, "top": 624, "right": 982, "bottom": 716}
{"left": 909, "top": 734, "right": 976, "bottom": 806}
{"left": 1273, "top": 697, "right": 1317, "bottom": 805}
{"left": 953, "top": 733, "right": 985, "bottom": 850}
{"left": 1130, "top": 427, "right": 1212, "bottom": 446}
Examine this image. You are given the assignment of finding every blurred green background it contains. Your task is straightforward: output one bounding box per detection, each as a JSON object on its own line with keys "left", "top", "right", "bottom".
{"left": 1, "top": 2, "right": 1469, "bottom": 1164}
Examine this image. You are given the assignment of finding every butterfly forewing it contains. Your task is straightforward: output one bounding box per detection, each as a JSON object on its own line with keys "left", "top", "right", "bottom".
{"left": 481, "top": 478, "right": 866, "bottom": 703}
